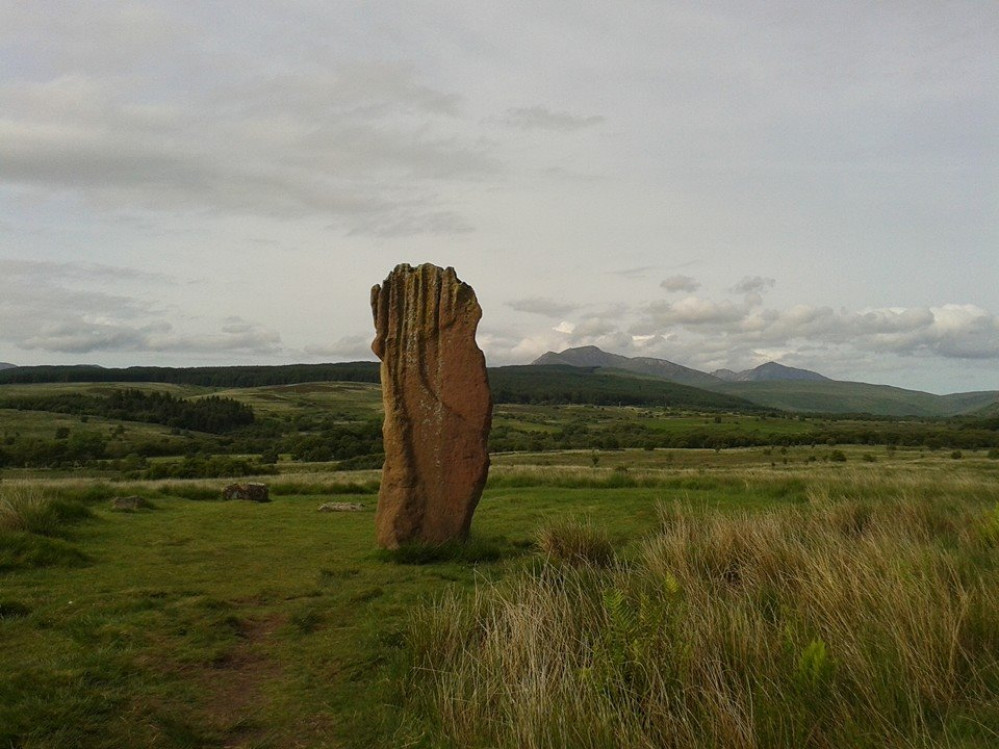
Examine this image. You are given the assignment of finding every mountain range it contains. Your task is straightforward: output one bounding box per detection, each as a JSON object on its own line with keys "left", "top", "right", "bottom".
{"left": 531, "top": 346, "right": 999, "bottom": 418}
{"left": 0, "top": 363, "right": 16, "bottom": 370}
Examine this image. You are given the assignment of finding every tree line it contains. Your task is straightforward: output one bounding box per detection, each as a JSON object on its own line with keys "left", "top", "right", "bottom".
{"left": 0, "top": 362, "right": 381, "bottom": 388}
{"left": 0, "top": 390, "right": 254, "bottom": 434}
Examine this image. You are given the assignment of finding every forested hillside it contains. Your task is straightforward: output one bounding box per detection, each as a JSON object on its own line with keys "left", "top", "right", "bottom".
{"left": 0, "top": 362, "right": 381, "bottom": 387}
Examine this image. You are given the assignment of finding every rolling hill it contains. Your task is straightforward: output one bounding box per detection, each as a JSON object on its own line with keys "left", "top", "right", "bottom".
{"left": 530, "top": 346, "right": 999, "bottom": 417}
{"left": 0, "top": 360, "right": 759, "bottom": 412}
{"left": 489, "top": 364, "right": 762, "bottom": 411}
{"left": 712, "top": 380, "right": 998, "bottom": 418}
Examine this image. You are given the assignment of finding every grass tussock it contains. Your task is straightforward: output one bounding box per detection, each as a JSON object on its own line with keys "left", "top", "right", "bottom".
{"left": 536, "top": 518, "right": 616, "bottom": 567}
{"left": 0, "top": 484, "right": 93, "bottom": 536}
{"left": 406, "top": 490, "right": 999, "bottom": 748}
{"left": 0, "top": 484, "right": 94, "bottom": 571}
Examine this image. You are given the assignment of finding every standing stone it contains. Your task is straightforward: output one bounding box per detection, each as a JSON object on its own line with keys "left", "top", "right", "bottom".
{"left": 371, "top": 263, "right": 492, "bottom": 548}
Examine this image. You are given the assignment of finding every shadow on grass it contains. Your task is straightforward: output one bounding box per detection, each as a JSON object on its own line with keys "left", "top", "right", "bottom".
{"left": 0, "top": 532, "right": 91, "bottom": 571}
{"left": 0, "top": 600, "right": 31, "bottom": 620}
{"left": 377, "top": 535, "right": 529, "bottom": 566}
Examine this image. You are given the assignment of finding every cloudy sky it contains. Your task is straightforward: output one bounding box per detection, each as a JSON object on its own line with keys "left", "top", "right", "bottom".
{"left": 1, "top": 2, "right": 996, "bottom": 394}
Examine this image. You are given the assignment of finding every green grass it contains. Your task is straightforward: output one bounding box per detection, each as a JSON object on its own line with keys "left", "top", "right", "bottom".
{"left": 215, "top": 381, "right": 384, "bottom": 421}
{"left": 0, "top": 406, "right": 178, "bottom": 441}
{"left": 2, "top": 457, "right": 999, "bottom": 747}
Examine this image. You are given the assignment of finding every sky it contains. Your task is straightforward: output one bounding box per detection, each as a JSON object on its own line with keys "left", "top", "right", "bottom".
{"left": 1, "top": 1, "right": 996, "bottom": 395}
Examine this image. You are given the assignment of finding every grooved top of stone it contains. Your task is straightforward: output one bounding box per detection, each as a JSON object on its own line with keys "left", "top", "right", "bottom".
{"left": 371, "top": 263, "right": 479, "bottom": 357}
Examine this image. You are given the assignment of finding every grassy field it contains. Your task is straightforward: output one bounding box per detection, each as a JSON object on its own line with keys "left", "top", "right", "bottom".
{"left": 3, "top": 448, "right": 999, "bottom": 747}
{"left": 213, "top": 382, "right": 383, "bottom": 422}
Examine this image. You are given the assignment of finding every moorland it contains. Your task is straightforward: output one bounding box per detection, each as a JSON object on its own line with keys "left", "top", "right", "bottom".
{"left": 2, "top": 362, "right": 999, "bottom": 747}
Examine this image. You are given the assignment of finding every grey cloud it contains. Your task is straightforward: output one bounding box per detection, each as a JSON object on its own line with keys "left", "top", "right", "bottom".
{"left": 507, "top": 297, "right": 581, "bottom": 318}
{"left": 500, "top": 106, "right": 604, "bottom": 132}
{"left": 0, "top": 64, "right": 496, "bottom": 235}
{"left": 660, "top": 275, "right": 701, "bottom": 293}
{"left": 17, "top": 316, "right": 282, "bottom": 356}
{"left": 0, "top": 258, "right": 171, "bottom": 285}
{"left": 144, "top": 319, "right": 282, "bottom": 355}
{"left": 731, "top": 276, "right": 776, "bottom": 295}
{"left": 610, "top": 265, "right": 659, "bottom": 279}
{"left": 346, "top": 209, "right": 475, "bottom": 238}
{"left": 21, "top": 322, "right": 161, "bottom": 355}
{"left": 0, "top": 259, "right": 282, "bottom": 357}
{"left": 304, "top": 335, "right": 376, "bottom": 360}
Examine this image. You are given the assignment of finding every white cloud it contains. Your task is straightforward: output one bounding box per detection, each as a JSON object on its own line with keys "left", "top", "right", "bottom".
{"left": 511, "top": 289, "right": 999, "bottom": 390}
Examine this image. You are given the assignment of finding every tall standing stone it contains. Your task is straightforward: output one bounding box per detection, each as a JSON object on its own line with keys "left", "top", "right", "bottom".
{"left": 371, "top": 263, "right": 492, "bottom": 548}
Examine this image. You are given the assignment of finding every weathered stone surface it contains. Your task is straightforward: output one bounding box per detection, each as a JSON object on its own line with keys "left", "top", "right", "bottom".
{"left": 371, "top": 263, "right": 492, "bottom": 548}
{"left": 221, "top": 483, "right": 270, "bottom": 502}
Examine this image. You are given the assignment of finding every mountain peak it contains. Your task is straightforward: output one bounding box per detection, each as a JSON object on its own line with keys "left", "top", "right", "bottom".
{"left": 712, "top": 361, "right": 829, "bottom": 382}
{"left": 530, "top": 346, "right": 722, "bottom": 388}
{"left": 532, "top": 346, "right": 624, "bottom": 368}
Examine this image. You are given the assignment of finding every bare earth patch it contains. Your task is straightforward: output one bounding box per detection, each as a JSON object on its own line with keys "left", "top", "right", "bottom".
{"left": 198, "top": 614, "right": 285, "bottom": 747}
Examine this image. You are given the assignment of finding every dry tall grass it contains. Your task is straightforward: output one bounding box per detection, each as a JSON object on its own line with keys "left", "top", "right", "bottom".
{"left": 0, "top": 483, "right": 61, "bottom": 535}
{"left": 407, "top": 472, "right": 999, "bottom": 748}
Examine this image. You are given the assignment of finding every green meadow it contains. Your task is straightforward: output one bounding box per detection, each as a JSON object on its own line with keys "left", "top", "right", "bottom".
{"left": 3, "top": 450, "right": 999, "bottom": 747}
{"left": 3, "top": 378, "right": 999, "bottom": 747}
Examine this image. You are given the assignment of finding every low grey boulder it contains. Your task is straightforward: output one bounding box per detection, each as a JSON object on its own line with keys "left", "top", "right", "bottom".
{"left": 318, "top": 502, "right": 366, "bottom": 512}
{"left": 221, "top": 483, "right": 270, "bottom": 502}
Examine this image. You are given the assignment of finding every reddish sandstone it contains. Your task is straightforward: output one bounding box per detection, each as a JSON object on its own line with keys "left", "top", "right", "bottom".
{"left": 370, "top": 263, "right": 492, "bottom": 548}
